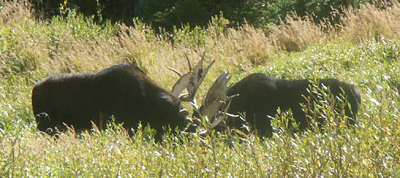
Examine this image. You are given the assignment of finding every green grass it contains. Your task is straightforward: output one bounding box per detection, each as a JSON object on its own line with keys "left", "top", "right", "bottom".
{"left": 1, "top": 0, "right": 400, "bottom": 177}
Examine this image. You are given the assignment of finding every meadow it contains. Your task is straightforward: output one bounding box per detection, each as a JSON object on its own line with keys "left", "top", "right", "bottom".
{"left": 0, "top": 0, "right": 399, "bottom": 177}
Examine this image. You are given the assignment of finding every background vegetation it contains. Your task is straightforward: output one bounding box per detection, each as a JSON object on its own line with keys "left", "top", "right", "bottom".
{"left": 1, "top": 0, "right": 400, "bottom": 177}
{"left": 30, "top": 0, "right": 374, "bottom": 30}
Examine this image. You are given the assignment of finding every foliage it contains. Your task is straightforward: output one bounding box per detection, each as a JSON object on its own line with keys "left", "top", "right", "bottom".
{"left": 28, "top": 0, "right": 375, "bottom": 32}
{"left": 1, "top": 0, "right": 400, "bottom": 177}
{"left": 137, "top": 0, "right": 371, "bottom": 31}
{"left": 138, "top": 0, "right": 211, "bottom": 32}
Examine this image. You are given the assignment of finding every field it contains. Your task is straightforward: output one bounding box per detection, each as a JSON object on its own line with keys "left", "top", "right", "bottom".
{"left": 1, "top": 0, "right": 400, "bottom": 177}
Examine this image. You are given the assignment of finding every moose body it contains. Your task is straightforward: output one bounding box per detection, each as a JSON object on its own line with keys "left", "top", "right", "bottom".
{"left": 32, "top": 63, "right": 187, "bottom": 141}
{"left": 225, "top": 73, "right": 361, "bottom": 137}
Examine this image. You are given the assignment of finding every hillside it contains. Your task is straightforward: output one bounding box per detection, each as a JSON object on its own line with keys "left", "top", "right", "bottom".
{"left": 0, "top": 0, "right": 399, "bottom": 177}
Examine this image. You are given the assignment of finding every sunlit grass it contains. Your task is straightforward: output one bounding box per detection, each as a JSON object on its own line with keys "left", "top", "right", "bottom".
{"left": 0, "top": 0, "right": 400, "bottom": 177}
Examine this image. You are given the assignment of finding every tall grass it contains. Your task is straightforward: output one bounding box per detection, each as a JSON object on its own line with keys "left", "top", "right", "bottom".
{"left": 340, "top": 1, "right": 400, "bottom": 43}
{"left": 0, "top": 0, "right": 400, "bottom": 176}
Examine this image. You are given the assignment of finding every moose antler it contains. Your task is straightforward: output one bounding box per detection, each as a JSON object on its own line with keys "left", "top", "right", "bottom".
{"left": 200, "top": 71, "right": 230, "bottom": 117}
{"left": 197, "top": 71, "right": 239, "bottom": 128}
{"left": 171, "top": 52, "right": 215, "bottom": 104}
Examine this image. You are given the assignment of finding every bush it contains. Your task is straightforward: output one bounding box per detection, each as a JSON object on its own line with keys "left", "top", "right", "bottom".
{"left": 29, "top": 0, "right": 373, "bottom": 32}
{"left": 138, "top": 0, "right": 211, "bottom": 32}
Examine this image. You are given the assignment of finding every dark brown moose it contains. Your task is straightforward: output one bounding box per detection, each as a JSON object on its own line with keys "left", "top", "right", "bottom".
{"left": 32, "top": 54, "right": 214, "bottom": 141}
{"left": 211, "top": 73, "right": 362, "bottom": 137}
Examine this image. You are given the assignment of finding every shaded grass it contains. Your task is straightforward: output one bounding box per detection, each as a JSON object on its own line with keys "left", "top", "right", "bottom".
{"left": 0, "top": 0, "right": 400, "bottom": 177}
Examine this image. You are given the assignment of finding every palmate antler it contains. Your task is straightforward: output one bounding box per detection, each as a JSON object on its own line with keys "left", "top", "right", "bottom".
{"left": 199, "top": 71, "right": 230, "bottom": 118}
{"left": 198, "top": 71, "right": 239, "bottom": 129}
{"left": 170, "top": 52, "right": 215, "bottom": 105}
{"left": 170, "top": 53, "right": 238, "bottom": 129}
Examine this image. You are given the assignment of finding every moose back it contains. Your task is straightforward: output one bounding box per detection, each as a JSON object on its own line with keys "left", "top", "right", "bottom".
{"left": 225, "top": 73, "right": 361, "bottom": 137}
{"left": 32, "top": 63, "right": 189, "bottom": 141}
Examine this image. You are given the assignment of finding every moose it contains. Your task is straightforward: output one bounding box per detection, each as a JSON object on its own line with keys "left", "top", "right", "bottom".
{"left": 32, "top": 53, "right": 215, "bottom": 141}
{"left": 193, "top": 73, "right": 361, "bottom": 137}
{"left": 218, "top": 73, "right": 362, "bottom": 137}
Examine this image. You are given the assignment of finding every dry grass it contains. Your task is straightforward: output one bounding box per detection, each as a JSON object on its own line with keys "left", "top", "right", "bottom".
{"left": 2, "top": 0, "right": 398, "bottom": 85}
{"left": 340, "top": 1, "right": 400, "bottom": 43}
{"left": 269, "top": 15, "right": 330, "bottom": 52}
{"left": 1, "top": 1, "right": 400, "bottom": 176}
{"left": 0, "top": 0, "right": 32, "bottom": 26}
{"left": 0, "top": 0, "right": 399, "bottom": 107}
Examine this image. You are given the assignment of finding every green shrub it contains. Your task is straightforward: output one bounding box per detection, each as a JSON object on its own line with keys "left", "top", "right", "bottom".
{"left": 29, "top": 0, "right": 374, "bottom": 32}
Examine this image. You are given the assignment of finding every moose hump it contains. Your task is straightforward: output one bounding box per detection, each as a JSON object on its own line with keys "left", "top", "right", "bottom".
{"left": 32, "top": 63, "right": 187, "bottom": 141}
